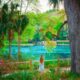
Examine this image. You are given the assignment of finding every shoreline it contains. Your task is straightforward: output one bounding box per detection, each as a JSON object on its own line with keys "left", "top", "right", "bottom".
{"left": 4, "top": 58, "right": 71, "bottom": 64}
{"left": 4, "top": 40, "right": 69, "bottom": 46}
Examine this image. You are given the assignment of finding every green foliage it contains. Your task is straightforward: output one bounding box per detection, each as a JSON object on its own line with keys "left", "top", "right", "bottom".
{"left": 21, "top": 15, "right": 29, "bottom": 29}
{"left": 2, "top": 4, "right": 9, "bottom": 24}
{"left": 17, "top": 64, "right": 30, "bottom": 70}
{"left": 33, "top": 32, "right": 41, "bottom": 41}
{"left": 21, "top": 25, "right": 36, "bottom": 41}
{"left": 44, "top": 59, "right": 71, "bottom": 68}
{"left": 22, "top": 11, "right": 66, "bottom": 41}
{"left": 6, "top": 22, "right": 14, "bottom": 29}
{"left": 0, "top": 2, "right": 29, "bottom": 39}
{"left": 59, "top": 59, "right": 71, "bottom": 67}
{"left": 54, "top": 22, "right": 62, "bottom": 31}
{"left": 1, "top": 70, "right": 80, "bottom": 80}
{"left": 45, "top": 31, "right": 53, "bottom": 40}
{"left": 16, "top": 15, "right": 29, "bottom": 34}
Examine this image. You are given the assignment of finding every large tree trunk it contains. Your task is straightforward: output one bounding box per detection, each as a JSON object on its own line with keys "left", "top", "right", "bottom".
{"left": 64, "top": 0, "right": 80, "bottom": 73}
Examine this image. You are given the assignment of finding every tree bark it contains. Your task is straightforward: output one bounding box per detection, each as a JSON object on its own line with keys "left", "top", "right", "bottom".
{"left": 9, "top": 40, "right": 11, "bottom": 60}
{"left": 8, "top": 29, "right": 14, "bottom": 60}
{"left": 64, "top": 0, "right": 80, "bottom": 73}
{"left": 18, "top": 28, "right": 21, "bottom": 61}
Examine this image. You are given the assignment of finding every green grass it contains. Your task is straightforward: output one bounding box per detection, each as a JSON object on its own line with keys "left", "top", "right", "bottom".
{"left": 1, "top": 70, "right": 80, "bottom": 80}
{"left": 45, "top": 59, "right": 71, "bottom": 68}
{"left": 0, "top": 59, "right": 79, "bottom": 80}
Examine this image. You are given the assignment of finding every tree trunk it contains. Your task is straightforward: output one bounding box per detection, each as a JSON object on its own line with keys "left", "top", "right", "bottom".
{"left": 18, "top": 28, "right": 21, "bottom": 61}
{"left": 64, "top": 0, "right": 80, "bottom": 73}
{"left": 9, "top": 40, "right": 11, "bottom": 60}
{"left": 2, "top": 32, "right": 4, "bottom": 40}
{"left": 8, "top": 29, "right": 14, "bottom": 60}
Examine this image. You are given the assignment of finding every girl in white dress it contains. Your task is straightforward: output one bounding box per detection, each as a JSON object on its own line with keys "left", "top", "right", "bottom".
{"left": 39, "top": 55, "right": 44, "bottom": 72}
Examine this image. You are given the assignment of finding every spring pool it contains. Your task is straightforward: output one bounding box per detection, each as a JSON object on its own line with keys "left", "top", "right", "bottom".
{"left": 2, "top": 44, "right": 71, "bottom": 60}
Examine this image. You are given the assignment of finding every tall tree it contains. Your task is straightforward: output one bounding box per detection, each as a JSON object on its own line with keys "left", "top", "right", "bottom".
{"left": 0, "top": 3, "right": 15, "bottom": 59}
{"left": 64, "top": 0, "right": 80, "bottom": 73}
{"left": 16, "top": 15, "right": 29, "bottom": 60}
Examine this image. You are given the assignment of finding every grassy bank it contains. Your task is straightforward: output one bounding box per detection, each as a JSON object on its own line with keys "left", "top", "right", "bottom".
{"left": 0, "top": 59, "right": 71, "bottom": 74}
{"left": 1, "top": 59, "right": 80, "bottom": 80}
{"left": 1, "top": 70, "right": 80, "bottom": 80}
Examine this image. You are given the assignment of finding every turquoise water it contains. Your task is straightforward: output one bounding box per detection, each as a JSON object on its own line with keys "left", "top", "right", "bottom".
{"left": 3, "top": 44, "right": 71, "bottom": 60}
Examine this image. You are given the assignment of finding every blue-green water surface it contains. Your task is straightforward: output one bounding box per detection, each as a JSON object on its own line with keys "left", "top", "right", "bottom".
{"left": 2, "top": 44, "right": 71, "bottom": 60}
